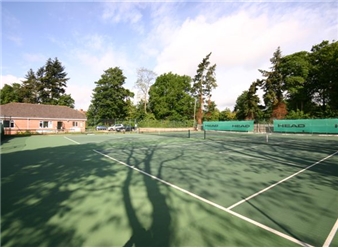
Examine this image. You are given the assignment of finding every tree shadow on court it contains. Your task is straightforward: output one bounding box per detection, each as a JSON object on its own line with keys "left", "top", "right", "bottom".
{"left": 1, "top": 138, "right": 181, "bottom": 247}
{"left": 120, "top": 143, "right": 186, "bottom": 247}
{"left": 2, "top": 134, "right": 336, "bottom": 247}
{"left": 1, "top": 141, "right": 134, "bottom": 246}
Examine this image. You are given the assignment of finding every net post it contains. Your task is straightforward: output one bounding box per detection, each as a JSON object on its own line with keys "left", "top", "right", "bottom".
{"left": 266, "top": 132, "right": 269, "bottom": 143}
{"left": 188, "top": 129, "right": 190, "bottom": 138}
{"left": 204, "top": 130, "right": 206, "bottom": 139}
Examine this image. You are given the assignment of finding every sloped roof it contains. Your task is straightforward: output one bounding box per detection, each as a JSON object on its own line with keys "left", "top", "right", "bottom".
{"left": 0, "top": 103, "right": 87, "bottom": 120}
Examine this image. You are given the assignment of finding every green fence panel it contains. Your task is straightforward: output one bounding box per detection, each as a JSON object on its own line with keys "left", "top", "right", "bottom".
{"left": 203, "top": 121, "right": 254, "bottom": 132}
{"left": 274, "top": 119, "right": 338, "bottom": 134}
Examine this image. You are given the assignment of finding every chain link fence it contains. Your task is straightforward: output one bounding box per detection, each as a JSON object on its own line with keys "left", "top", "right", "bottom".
{"left": 87, "top": 119, "right": 195, "bottom": 131}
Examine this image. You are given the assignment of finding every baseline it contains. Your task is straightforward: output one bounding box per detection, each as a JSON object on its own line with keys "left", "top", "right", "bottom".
{"left": 93, "top": 149, "right": 312, "bottom": 247}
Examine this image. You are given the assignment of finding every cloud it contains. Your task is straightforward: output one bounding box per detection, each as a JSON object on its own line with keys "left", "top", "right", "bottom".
{"left": 102, "top": 2, "right": 142, "bottom": 24}
{"left": 66, "top": 84, "right": 93, "bottom": 111}
{"left": 68, "top": 34, "right": 121, "bottom": 71}
{"left": 23, "top": 53, "right": 46, "bottom": 63}
{"left": 1, "top": 75, "right": 25, "bottom": 88}
{"left": 150, "top": 2, "right": 337, "bottom": 111}
{"left": 64, "top": 33, "right": 140, "bottom": 109}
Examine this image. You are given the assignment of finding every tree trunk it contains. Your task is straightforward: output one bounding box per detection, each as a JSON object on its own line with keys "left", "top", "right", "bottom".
{"left": 197, "top": 94, "right": 203, "bottom": 125}
{"left": 144, "top": 97, "right": 147, "bottom": 114}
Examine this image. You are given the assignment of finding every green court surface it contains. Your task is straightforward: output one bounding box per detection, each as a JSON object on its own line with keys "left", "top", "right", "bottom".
{"left": 1, "top": 132, "right": 337, "bottom": 246}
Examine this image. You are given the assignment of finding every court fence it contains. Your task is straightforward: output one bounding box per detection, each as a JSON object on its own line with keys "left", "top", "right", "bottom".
{"left": 2, "top": 119, "right": 337, "bottom": 136}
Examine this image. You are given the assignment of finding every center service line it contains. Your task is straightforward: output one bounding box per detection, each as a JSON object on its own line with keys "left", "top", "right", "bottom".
{"left": 227, "top": 150, "right": 338, "bottom": 210}
{"left": 93, "top": 149, "right": 312, "bottom": 247}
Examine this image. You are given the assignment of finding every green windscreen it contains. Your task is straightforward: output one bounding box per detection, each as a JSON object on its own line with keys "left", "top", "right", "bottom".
{"left": 274, "top": 119, "right": 338, "bottom": 134}
{"left": 203, "top": 121, "right": 254, "bottom": 132}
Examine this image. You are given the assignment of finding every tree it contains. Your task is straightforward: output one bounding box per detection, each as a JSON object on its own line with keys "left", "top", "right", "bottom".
{"left": 58, "top": 94, "right": 75, "bottom": 108}
{"left": 192, "top": 52, "right": 217, "bottom": 126}
{"left": 43, "top": 58, "right": 69, "bottom": 105}
{"left": 219, "top": 108, "right": 236, "bottom": 121}
{"left": 203, "top": 100, "right": 219, "bottom": 121}
{"left": 308, "top": 40, "right": 338, "bottom": 116}
{"left": 87, "top": 67, "right": 134, "bottom": 125}
{"left": 257, "top": 47, "right": 287, "bottom": 119}
{"left": 135, "top": 68, "right": 157, "bottom": 114}
{"left": 148, "top": 72, "right": 194, "bottom": 120}
{"left": 246, "top": 81, "right": 261, "bottom": 120}
{"left": 279, "top": 51, "right": 312, "bottom": 114}
{"left": 234, "top": 91, "right": 248, "bottom": 120}
{"left": 234, "top": 82, "right": 262, "bottom": 120}
{"left": 285, "top": 109, "right": 311, "bottom": 119}
{"left": 0, "top": 83, "right": 23, "bottom": 104}
{"left": 20, "top": 58, "right": 74, "bottom": 107}
{"left": 21, "top": 69, "right": 40, "bottom": 103}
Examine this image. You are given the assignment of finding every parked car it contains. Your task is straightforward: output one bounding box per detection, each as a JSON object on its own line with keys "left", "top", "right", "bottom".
{"left": 116, "top": 125, "right": 135, "bottom": 132}
{"left": 96, "top": 125, "right": 107, "bottom": 131}
{"left": 115, "top": 125, "right": 125, "bottom": 132}
{"left": 124, "top": 125, "right": 135, "bottom": 132}
{"left": 108, "top": 124, "right": 124, "bottom": 131}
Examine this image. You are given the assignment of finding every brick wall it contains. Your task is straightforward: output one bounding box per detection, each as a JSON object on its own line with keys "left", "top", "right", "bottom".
{"left": 3, "top": 118, "right": 86, "bottom": 135}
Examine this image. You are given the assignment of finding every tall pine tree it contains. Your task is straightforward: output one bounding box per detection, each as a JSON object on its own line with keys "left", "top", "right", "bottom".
{"left": 257, "top": 47, "right": 287, "bottom": 119}
{"left": 191, "top": 52, "right": 217, "bottom": 125}
{"left": 20, "top": 58, "right": 74, "bottom": 107}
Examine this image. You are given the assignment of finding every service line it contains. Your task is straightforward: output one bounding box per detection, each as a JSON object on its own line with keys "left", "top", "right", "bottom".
{"left": 93, "top": 149, "right": 312, "bottom": 247}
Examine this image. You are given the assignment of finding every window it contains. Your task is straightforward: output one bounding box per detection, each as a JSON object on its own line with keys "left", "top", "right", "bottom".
{"left": 39, "top": 121, "right": 53, "bottom": 128}
{"left": 73, "top": 121, "right": 78, "bottom": 127}
{"left": 3, "top": 120, "right": 14, "bottom": 128}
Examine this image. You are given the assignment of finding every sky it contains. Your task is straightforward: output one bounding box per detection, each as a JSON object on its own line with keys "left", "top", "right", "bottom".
{"left": 2, "top": 0, "right": 338, "bottom": 111}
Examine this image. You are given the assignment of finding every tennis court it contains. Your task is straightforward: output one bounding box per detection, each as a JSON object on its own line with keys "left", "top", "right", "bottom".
{"left": 1, "top": 131, "right": 338, "bottom": 246}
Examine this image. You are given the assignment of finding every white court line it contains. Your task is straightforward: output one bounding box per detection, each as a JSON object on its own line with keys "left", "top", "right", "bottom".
{"left": 227, "top": 150, "right": 338, "bottom": 210}
{"left": 93, "top": 149, "right": 312, "bottom": 247}
{"left": 64, "top": 136, "right": 80, "bottom": 144}
{"left": 323, "top": 219, "right": 338, "bottom": 247}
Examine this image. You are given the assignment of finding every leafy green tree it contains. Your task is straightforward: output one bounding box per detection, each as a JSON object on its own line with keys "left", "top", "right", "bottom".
{"left": 203, "top": 100, "right": 219, "bottom": 121}
{"left": 148, "top": 72, "right": 194, "bottom": 120}
{"left": 124, "top": 98, "right": 138, "bottom": 123}
{"left": 135, "top": 68, "right": 157, "bottom": 114}
{"left": 257, "top": 47, "right": 287, "bottom": 119}
{"left": 192, "top": 52, "right": 217, "bottom": 125}
{"left": 58, "top": 94, "right": 75, "bottom": 108}
{"left": 87, "top": 67, "right": 134, "bottom": 125}
{"left": 280, "top": 51, "right": 312, "bottom": 113}
{"left": 219, "top": 108, "right": 236, "bottom": 121}
{"left": 285, "top": 110, "right": 311, "bottom": 119}
{"left": 234, "top": 91, "right": 249, "bottom": 120}
{"left": 234, "top": 82, "right": 262, "bottom": 120}
{"left": 133, "top": 100, "right": 147, "bottom": 121}
{"left": 0, "top": 83, "right": 23, "bottom": 104}
{"left": 308, "top": 40, "right": 338, "bottom": 116}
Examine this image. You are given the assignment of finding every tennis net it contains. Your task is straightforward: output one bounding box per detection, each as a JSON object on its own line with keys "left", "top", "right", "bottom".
{"left": 138, "top": 128, "right": 193, "bottom": 138}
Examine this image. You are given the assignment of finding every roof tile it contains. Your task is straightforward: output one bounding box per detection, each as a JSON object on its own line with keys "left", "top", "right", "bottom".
{"left": 0, "top": 103, "right": 87, "bottom": 120}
